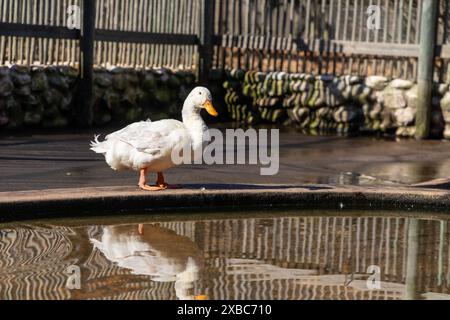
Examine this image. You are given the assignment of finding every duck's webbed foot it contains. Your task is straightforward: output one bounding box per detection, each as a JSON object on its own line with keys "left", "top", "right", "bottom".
{"left": 138, "top": 168, "right": 165, "bottom": 191}
{"left": 156, "top": 172, "right": 182, "bottom": 189}
{"left": 139, "top": 184, "right": 165, "bottom": 191}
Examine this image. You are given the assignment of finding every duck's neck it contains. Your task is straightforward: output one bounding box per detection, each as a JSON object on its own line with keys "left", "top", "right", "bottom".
{"left": 182, "top": 102, "right": 207, "bottom": 150}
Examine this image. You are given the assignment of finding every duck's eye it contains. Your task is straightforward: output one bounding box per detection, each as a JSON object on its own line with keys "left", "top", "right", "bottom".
{"left": 199, "top": 92, "right": 202, "bottom": 95}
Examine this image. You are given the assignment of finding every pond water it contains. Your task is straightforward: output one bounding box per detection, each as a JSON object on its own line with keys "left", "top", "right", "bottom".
{"left": 0, "top": 210, "right": 449, "bottom": 300}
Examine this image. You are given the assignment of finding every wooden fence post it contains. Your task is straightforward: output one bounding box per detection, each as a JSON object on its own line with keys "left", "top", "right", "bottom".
{"left": 415, "top": 0, "right": 439, "bottom": 139}
{"left": 199, "top": 0, "right": 215, "bottom": 85}
{"left": 77, "top": 0, "right": 95, "bottom": 127}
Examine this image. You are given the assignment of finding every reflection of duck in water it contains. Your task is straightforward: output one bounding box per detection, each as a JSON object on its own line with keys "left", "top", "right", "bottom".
{"left": 90, "top": 224, "right": 205, "bottom": 300}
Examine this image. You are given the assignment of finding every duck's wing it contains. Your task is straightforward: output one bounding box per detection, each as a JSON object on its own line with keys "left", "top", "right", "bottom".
{"left": 106, "top": 120, "right": 186, "bottom": 156}
{"left": 104, "top": 120, "right": 151, "bottom": 140}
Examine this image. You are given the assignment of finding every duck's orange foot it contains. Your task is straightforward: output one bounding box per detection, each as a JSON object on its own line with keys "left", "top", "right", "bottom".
{"left": 138, "top": 168, "right": 166, "bottom": 191}
{"left": 138, "top": 184, "right": 166, "bottom": 191}
{"left": 156, "top": 172, "right": 182, "bottom": 189}
{"left": 157, "top": 182, "right": 182, "bottom": 190}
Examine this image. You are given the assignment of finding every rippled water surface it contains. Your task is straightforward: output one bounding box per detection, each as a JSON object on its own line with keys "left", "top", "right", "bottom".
{"left": 1, "top": 211, "right": 450, "bottom": 300}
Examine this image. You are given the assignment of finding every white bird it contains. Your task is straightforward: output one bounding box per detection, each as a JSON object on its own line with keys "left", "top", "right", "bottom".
{"left": 90, "top": 87, "right": 218, "bottom": 191}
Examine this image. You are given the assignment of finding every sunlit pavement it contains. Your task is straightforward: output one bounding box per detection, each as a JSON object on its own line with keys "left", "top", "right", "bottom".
{"left": 1, "top": 129, "right": 450, "bottom": 192}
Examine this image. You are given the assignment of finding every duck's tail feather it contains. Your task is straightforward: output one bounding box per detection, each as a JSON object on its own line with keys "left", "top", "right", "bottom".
{"left": 90, "top": 134, "right": 108, "bottom": 154}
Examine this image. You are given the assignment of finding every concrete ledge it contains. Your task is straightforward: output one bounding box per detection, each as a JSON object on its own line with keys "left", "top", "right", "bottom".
{"left": 1, "top": 184, "right": 450, "bottom": 222}
{"left": 412, "top": 177, "right": 450, "bottom": 190}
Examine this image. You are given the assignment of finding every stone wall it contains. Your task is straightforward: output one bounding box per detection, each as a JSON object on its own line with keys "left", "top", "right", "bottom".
{"left": 0, "top": 65, "right": 196, "bottom": 130}
{"left": 0, "top": 65, "right": 78, "bottom": 129}
{"left": 214, "top": 69, "right": 450, "bottom": 138}
{"left": 2, "top": 64, "right": 450, "bottom": 140}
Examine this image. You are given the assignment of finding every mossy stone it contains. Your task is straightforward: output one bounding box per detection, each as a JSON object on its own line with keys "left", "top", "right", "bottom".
{"left": 44, "top": 103, "right": 59, "bottom": 118}
{"left": 10, "top": 72, "right": 31, "bottom": 86}
{"left": 59, "top": 66, "right": 78, "bottom": 78}
{"left": 441, "top": 92, "right": 450, "bottom": 110}
{"left": 380, "top": 87, "right": 407, "bottom": 109}
{"left": 94, "top": 111, "right": 112, "bottom": 125}
{"left": 365, "top": 76, "right": 389, "bottom": 90}
{"left": 17, "top": 94, "right": 39, "bottom": 107}
{"left": 122, "top": 87, "right": 138, "bottom": 106}
{"left": 391, "top": 79, "right": 414, "bottom": 90}
{"left": 393, "top": 107, "right": 416, "bottom": 126}
{"left": 44, "top": 88, "right": 63, "bottom": 107}
{"left": 126, "top": 71, "right": 140, "bottom": 85}
{"left": 64, "top": 67, "right": 79, "bottom": 86}
{"left": 10, "top": 65, "right": 30, "bottom": 75}
{"left": 31, "top": 71, "right": 48, "bottom": 92}
{"left": 142, "top": 73, "right": 156, "bottom": 90}
{"left": 135, "top": 88, "right": 146, "bottom": 104}
{"left": 103, "top": 90, "right": 121, "bottom": 110}
{"left": 112, "top": 74, "right": 127, "bottom": 91}
{"left": 14, "top": 85, "right": 31, "bottom": 97}
{"left": 0, "top": 67, "right": 9, "bottom": 77}
{"left": 93, "top": 100, "right": 112, "bottom": 125}
{"left": 48, "top": 74, "right": 69, "bottom": 92}
{"left": 125, "top": 106, "right": 143, "bottom": 122}
{"left": 94, "top": 72, "right": 113, "bottom": 88}
{"left": 0, "top": 78, "right": 14, "bottom": 97}
{"left": 154, "top": 87, "right": 171, "bottom": 104}
{"left": 184, "top": 73, "right": 196, "bottom": 86}
{"left": 24, "top": 111, "right": 42, "bottom": 126}
{"left": 0, "top": 112, "right": 8, "bottom": 126}
{"left": 60, "top": 93, "right": 74, "bottom": 111}
{"left": 5, "top": 97, "right": 23, "bottom": 128}
{"left": 167, "top": 75, "right": 181, "bottom": 89}
{"left": 42, "top": 116, "right": 69, "bottom": 128}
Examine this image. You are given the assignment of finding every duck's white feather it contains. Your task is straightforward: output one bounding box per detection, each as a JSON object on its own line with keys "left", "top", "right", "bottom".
{"left": 91, "top": 119, "right": 191, "bottom": 172}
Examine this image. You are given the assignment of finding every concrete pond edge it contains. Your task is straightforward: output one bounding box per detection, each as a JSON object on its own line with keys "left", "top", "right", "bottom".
{"left": 0, "top": 184, "right": 450, "bottom": 222}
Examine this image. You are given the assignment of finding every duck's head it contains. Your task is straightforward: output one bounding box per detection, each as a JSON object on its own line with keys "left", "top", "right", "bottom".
{"left": 184, "top": 87, "right": 218, "bottom": 117}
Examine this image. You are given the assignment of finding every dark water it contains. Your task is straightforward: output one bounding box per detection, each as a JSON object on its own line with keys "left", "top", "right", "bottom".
{"left": 1, "top": 211, "right": 450, "bottom": 300}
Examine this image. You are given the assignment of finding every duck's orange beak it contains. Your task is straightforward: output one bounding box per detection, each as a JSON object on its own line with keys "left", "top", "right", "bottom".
{"left": 194, "top": 295, "right": 208, "bottom": 300}
{"left": 203, "top": 100, "right": 218, "bottom": 117}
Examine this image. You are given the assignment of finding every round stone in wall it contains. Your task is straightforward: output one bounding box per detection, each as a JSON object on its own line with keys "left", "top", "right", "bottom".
{"left": 390, "top": 79, "right": 414, "bottom": 90}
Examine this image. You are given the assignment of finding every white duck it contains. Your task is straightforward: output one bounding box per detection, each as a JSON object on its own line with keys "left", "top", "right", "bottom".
{"left": 90, "top": 87, "right": 218, "bottom": 191}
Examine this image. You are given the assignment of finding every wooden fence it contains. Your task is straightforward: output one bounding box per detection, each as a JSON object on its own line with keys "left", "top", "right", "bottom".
{"left": 0, "top": 0, "right": 201, "bottom": 70}
{"left": 213, "top": 0, "right": 450, "bottom": 82}
{"left": 0, "top": 0, "right": 449, "bottom": 80}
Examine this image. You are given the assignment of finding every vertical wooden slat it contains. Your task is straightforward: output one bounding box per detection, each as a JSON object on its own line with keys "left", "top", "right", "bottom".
{"left": 0, "top": 0, "right": 6, "bottom": 65}
{"left": 77, "top": 0, "right": 95, "bottom": 127}
{"left": 200, "top": 0, "right": 214, "bottom": 84}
